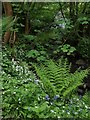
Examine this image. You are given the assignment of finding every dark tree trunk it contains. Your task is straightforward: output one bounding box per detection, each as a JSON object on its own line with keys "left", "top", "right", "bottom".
{"left": 3, "top": 2, "right": 13, "bottom": 44}
{"left": 25, "top": 14, "right": 30, "bottom": 34}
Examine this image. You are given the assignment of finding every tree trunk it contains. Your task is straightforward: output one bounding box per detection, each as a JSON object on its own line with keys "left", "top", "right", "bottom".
{"left": 70, "top": 2, "right": 75, "bottom": 23}
{"left": 25, "top": 14, "right": 29, "bottom": 34}
{"left": 3, "top": 2, "right": 13, "bottom": 44}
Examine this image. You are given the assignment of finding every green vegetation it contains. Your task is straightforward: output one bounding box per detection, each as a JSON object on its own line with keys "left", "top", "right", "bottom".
{"left": 1, "top": 2, "right": 90, "bottom": 119}
{"left": 34, "top": 59, "right": 88, "bottom": 98}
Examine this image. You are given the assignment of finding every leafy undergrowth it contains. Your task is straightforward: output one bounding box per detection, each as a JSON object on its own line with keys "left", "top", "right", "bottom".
{"left": 1, "top": 73, "right": 90, "bottom": 119}
{"left": 1, "top": 48, "right": 90, "bottom": 119}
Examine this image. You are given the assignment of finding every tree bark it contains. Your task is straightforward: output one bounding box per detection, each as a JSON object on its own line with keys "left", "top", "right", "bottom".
{"left": 25, "top": 14, "right": 29, "bottom": 34}
{"left": 3, "top": 2, "right": 13, "bottom": 44}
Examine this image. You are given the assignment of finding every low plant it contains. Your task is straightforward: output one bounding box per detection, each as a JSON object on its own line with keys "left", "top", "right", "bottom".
{"left": 53, "top": 44, "right": 76, "bottom": 56}
{"left": 26, "top": 49, "right": 47, "bottom": 62}
{"left": 61, "top": 44, "right": 76, "bottom": 55}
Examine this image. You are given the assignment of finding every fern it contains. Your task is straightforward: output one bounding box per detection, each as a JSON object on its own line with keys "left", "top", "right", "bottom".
{"left": 34, "top": 58, "right": 88, "bottom": 99}
{"left": 34, "top": 64, "right": 56, "bottom": 98}
{"left": 63, "top": 70, "right": 88, "bottom": 97}
{"left": 82, "top": 91, "right": 90, "bottom": 105}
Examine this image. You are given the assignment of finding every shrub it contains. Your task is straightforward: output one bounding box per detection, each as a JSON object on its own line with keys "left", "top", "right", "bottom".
{"left": 77, "top": 37, "right": 90, "bottom": 58}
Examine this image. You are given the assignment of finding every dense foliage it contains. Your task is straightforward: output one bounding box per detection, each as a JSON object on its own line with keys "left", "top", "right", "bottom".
{"left": 1, "top": 48, "right": 90, "bottom": 119}
{"left": 1, "top": 2, "right": 90, "bottom": 119}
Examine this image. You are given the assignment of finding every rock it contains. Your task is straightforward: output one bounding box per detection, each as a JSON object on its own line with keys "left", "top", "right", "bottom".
{"left": 76, "top": 59, "right": 86, "bottom": 65}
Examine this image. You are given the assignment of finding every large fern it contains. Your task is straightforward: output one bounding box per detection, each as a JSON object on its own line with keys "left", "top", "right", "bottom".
{"left": 34, "top": 58, "right": 88, "bottom": 98}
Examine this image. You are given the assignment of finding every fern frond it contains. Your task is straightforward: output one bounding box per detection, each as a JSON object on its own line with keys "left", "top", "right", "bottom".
{"left": 34, "top": 64, "right": 56, "bottom": 98}
{"left": 82, "top": 91, "right": 90, "bottom": 105}
{"left": 34, "top": 59, "right": 88, "bottom": 99}
{"left": 63, "top": 70, "right": 88, "bottom": 97}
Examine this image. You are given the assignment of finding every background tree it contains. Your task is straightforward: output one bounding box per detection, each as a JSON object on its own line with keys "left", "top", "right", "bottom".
{"left": 3, "top": 2, "right": 13, "bottom": 44}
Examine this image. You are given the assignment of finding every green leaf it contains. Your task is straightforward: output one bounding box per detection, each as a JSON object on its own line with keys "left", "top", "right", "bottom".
{"left": 24, "top": 35, "right": 36, "bottom": 41}
{"left": 61, "top": 48, "right": 68, "bottom": 52}
{"left": 26, "top": 50, "right": 40, "bottom": 58}
{"left": 82, "top": 21, "right": 88, "bottom": 25}
{"left": 53, "top": 50, "right": 58, "bottom": 54}
{"left": 39, "top": 102, "right": 48, "bottom": 112}
{"left": 69, "top": 47, "right": 76, "bottom": 53}
{"left": 67, "top": 52, "right": 71, "bottom": 55}
{"left": 63, "top": 44, "right": 70, "bottom": 49}
{"left": 40, "top": 51, "right": 46, "bottom": 55}
{"left": 37, "top": 56, "right": 46, "bottom": 61}
{"left": 27, "top": 114, "right": 32, "bottom": 118}
{"left": 23, "top": 106, "right": 29, "bottom": 110}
